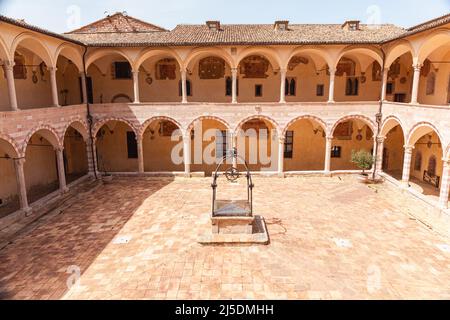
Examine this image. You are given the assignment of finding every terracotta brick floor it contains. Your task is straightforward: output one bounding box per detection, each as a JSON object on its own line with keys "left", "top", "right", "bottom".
{"left": 0, "top": 176, "right": 449, "bottom": 300}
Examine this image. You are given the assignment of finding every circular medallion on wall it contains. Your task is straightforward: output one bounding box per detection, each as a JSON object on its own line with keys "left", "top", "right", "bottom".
{"left": 400, "top": 77, "right": 407, "bottom": 84}
{"left": 145, "top": 76, "right": 153, "bottom": 85}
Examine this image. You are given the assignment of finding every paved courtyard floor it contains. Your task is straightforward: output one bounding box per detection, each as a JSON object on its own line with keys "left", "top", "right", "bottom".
{"left": 0, "top": 176, "right": 449, "bottom": 300}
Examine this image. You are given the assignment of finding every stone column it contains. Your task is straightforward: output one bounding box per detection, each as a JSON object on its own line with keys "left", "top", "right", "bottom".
{"left": 328, "top": 67, "right": 336, "bottom": 103}
{"left": 48, "top": 67, "right": 60, "bottom": 107}
{"left": 231, "top": 67, "right": 238, "bottom": 104}
{"left": 80, "top": 72, "right": 88, "bottom": 104}
{"left": 181, "top": 68, "right": 188, "bottom": 104}
{"left": 231, "top": 132, "right": 238, "bottom": 167}
{"left": 14, "top": 158, "right": 31, "bottom": 215}
{"left": 85, "top": 138, "right": 96, "bottom": 177}
{"left": 278, "top": 136, "right": 285, "bottom": 177}
{"left": 439, "top": 159, "right": 450, "bottom": 209}
{"left": 279, "top": 68, "right": 287, "bottom": 103}
{"left": 324, "top": 136, "right": 332, "bottom": 174}
{"left": 401, "top": 146, "right": 414, "bottom": 186}
{"left": 137, "top": 135, "right": 144, "bottom": 174}
{"left": 410, "top": 63, "right": 422, "bottom": 104}
{"left": 3, "top": 60, "right": 19, "bottom": 111}
{"left": 183, "top": 133, "right": 191, "bottom": 176}
{"left": 375, "top": 136, "right": 385, "bottom": 175}
{"left": 381, "top": 68, "right": 389, "bottom": 101}
{"left": 56, "top": 148, "right": 69, "bottom": 193}
{"left": 132, "top": 70, "right": 140, "bottom": 103}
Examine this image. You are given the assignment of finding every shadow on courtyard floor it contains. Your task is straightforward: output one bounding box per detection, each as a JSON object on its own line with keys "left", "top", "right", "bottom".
{"left": 0, "top": 177, "right": 174, "bottom": 300}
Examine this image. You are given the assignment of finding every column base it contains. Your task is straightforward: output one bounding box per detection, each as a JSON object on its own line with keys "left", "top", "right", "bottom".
{"left": 184, "top": 172, "right": 191, "bottom": 178}
{"left": 323, "top": 170, "right": 332, "bottom": 177}
{"left": 401, "top": 180, "right": 410, "bottom": 188}
{"left": 327, "top": 100, "right": 335, "bottom": 104}
{"left": 60, "top": 187, "right": 70, "bottom": 194}
{"left": 23, "top": 207, "right": 33, "bottom": 217}
{"left": 278, "top": 172, "right": 285, "bottom": 178}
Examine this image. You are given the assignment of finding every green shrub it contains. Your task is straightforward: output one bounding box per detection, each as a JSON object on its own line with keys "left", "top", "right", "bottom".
{"left": 351, "top": 150, "right": 374, "bottom": 174}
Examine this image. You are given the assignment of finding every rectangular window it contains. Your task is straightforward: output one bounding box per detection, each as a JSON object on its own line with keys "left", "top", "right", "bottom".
{"left": 255, "top": 84, "right": 263, "bottom": 97}
{"left": 216, "top": 130, "right": 228, "bottom": 159}
{"left": 394, "top": 93, "right": 406, "bottom": 103}
{"left": 126, "top": 131, "right": 138, "bottom": 159}
{"left": 284, "top": 131, "right": 294, "bottom": 159}
{"left": 316, "top": 84, "right": 324, "bottom": 97}
{"left": 331, "top": 146, "right": 341, "bottom": 158}
{"left": 114, "top": 62, "right": 132, "bottom": 79}
{"left": 386, "top": 82, "right": 394, "bottom": 95}
{"left": 285, "top": 78, "right": 296, "bottom": 96}
{"left": 345, "top": 77, "right": 359, "bottom": 96}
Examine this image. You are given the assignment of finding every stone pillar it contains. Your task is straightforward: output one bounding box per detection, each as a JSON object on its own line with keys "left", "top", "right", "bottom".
{"left": 328, "top": 67, "right": 336, "bottom": 103}
{"left": 401, "top": 146, "right": 414, "bottom": 186}
{"left": 278, "top": 136, "right": 285, "bottom": 177}
{"left": 48, "top": 67, "right": 60, "bottom": 107}
{"left": 183, "top": 133, "right": 191, "bottom": 176}
{"left": 231, "top": 67, "right": 238, "bottom": 104}
{"left": 410, "top": 63, "right": 422, "bottom": 104}
{"left": 56, "top": 148, "right": 69, "bottom": 193}
{"left": 375, "top": 136, "right": 385, "bottom": 175}
{"left": 324, "top": 136, "right": 332, "bottom": 174}
{"left": 279, "top": 68, "right": 287, "bottom": 103}
{"left": 231, "top": 132, "right": 238, "bottom": 167}
{"left": 14, "top": 158, "right": 31, "bottom": 215}
{"left": 137, "top": 135, "right": 144, "bottom": 174}
{"left": 85, "top": 138, "right": 96, "bottom": 177}
{"left": 181, "top": 68, "right": 188, "bottom": 104}
{"left": 4, "top": 60, "right": 19, "bottom": 111}
{"left": 439, "top": 160, "right": 450, "bottom": 209}
{"left": 80, "top": 72, "right": 88, "bottom": 104}
{"left": 381, "top": 68, "right": 389, "bottom": 101}
{"left": 132, "top": 70, "right": 140, "bottom": 103}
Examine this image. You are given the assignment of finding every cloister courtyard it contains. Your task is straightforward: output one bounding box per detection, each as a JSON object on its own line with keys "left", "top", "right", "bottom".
{"left": 0, "top": 175, "right": 448, "bottom": 300}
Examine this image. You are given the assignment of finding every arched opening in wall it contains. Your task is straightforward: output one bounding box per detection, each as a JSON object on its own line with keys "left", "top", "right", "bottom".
{"left": 63, "top": 126, "right": 88, "bottom": 183}
{"left": 286, "top": 52, "right": 329, "bottom": 102}
{"left": 24, "top": 130, "right": 60, "bottom": 204}
{"left": 0, "top": 138, "right": 19, "bottom": 217}
{"left": 236, "top": 118, "right": 276, "bottom": 172}
{"left": 334, "top": 52, "right": 382, "bottom": 102}
{"left": 95, "top": 120, "right": 138, "bottom": 173}
{"left": 384, "top": 52, "right": 413, "bottom": 103}
{"left": 189, "top": 118, "right": 229, "bottom": 176}
{"left": 13, "top": 39, "right": 53, "bottom": 109}
{"left": 408, "top": 127, "right": 443, "bottom": 200}
{"left": 56, "top": 55, "right": 82, "bottom": 106}
{"left": 283, "top": 118, "right": 326, "bottom": 171}
{"left": 142, "top": 118, "right": 184, "bottom": 172}
{"left": 237, "top": 54, "right": 279, "bottom": 103}
{"left": 330, "top": 118, "right": 374, "bottom": 171}
{"left": 137, "top": 53, "right": 181, "bottom": 103}
{"left": 381, "top": 123, "right": 405, "bottom": 181}
{"left": 87, "top": 53, "right": 133, "bottom": 104}
{"left": 185, "top": 54, "right": 232, "bottom": 103}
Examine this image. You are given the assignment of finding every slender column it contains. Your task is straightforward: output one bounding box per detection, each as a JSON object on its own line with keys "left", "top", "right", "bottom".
{"left": 48, "top": 67, "right": 60, "bottom": 107}
{"left": 324, "top": 136, "right": 332, "bottom": 174}
{"left": 439, "top": 160, "right": 450, "bottom": 209}
{"left": 14, "top": 158, "right": 31, "bottom": 215}
{"left": 278, "top": 136, "right": 285, "bottom": 177}
{"left": 410, "top": 63, "right": 422, "bottom": 104}
{"left": 80, "top": 72, "right": 88, "bottom": 104}
{"left": 91, "top": 137, "right": 99, "bottom": 176}
{"left": 85, "top": 138, "right": 95, "bottom": 176}
{"left": 3, "top": 61, "right": 19, "bottom": 111}
{"left": 231, "top": 132, "right": 238, "bottom": 167}
{"left": 56, "top": 148, "right": 69, "bottom": 193}
{"left": 137, "top": 135, "right": 144, "bottom": 173}
{"left": 132, "top": 70, "right": 140, "bottom": 103}
{"left": 381, "top": 68, "right": 389, "bottom": 101}
{"left": 181, "top": 68, "right": 188, "bottom": 104}
{"left": 328, "top": 67, "right": 336, "bottom": 103}
{"left": 401, "top": 146, "right": 414, "bottom": 186}
{"left": 231, "top": 67, "right": 238, "bottom": 104}
{"left": 183, "top": 133, "right": 191, "bottom": 176}
{"left": 279, "top": 68, "right": 287, "bottom": 103}
{"left": 375, "top": 136, "right": 385, "bottom": 175}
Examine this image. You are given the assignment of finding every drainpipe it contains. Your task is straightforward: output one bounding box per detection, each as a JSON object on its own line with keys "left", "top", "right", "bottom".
{"left": 82, "top": 46, "right": 98, "bottom": 180}
{"left": 372, "top": 46, "right": 386, "bottom": 181}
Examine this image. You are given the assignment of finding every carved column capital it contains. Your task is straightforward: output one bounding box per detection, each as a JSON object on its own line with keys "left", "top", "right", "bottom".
{"left": 412, "top": 63, "right": 422, "bottom": 72}
{"left": 14, "top": 157, "right": 26, "bottom": 166}
{"left": 3, "top": 60, "right": 15, "bottom": 70}
{"left": 404, "top": 145, "right": 414, "bottom": 153}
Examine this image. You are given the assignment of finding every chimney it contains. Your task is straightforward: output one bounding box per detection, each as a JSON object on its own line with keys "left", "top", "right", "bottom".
{"left": 274, "top": 21, "right": 289, "bottom": 31}
{"left": 342, "top": 20, "right": 360, "bottom": 31}
{"left": 206, "top": 21, "right": 221, "bottom": 31}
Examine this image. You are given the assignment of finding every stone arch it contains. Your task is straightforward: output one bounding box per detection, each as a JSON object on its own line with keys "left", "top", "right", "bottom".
{"left": 380, "top": 115, "right": 406, "bottom": 140}
{"left": 61, "top": 120, "right": 89, "bottom": 142}
{"left": 236, "top": 47, "right": 282, "bottom": 70}
{"left": 406, "top": 121, "right": 444, "bottom": 147}
{"left": 285, "top": 47, "right": 333, "bottom": 70}
{"left": 140, "top": 116, "right": 183, "bottom": 138}
{"left": 334, "top": 45, "right": 383, "bottom": 71}
{"left": 385, "top": 40, "right": 415, "bottom": 68}
{"left": 11, "top": 32, "right": 53, "bottom": 67}
{"left": 86, "top": 49, "right": 134, "bottom": 71}
{"left": 282, "top": 115, "right": 328, "bottom": 137}
{"left": 330, "top": 114, "right": 376, "bottom": 137}
{"left": 0, "top": 34, "right": 11, "bottom": 61}
{"left": 417, "top": 29, "right": 450, "bottom": 64}
{"left": 445, "top": 144, "right": 450, "bottom": 161}
{"left": 0, "top": 133, "right": 21, "bottom": 158}
{"left": 54, "top": 43, "right": 83, "bottom": 72}
{"left": 92, "top": 118, "right": 139, "bottom": 137}
{"left": 184, "top": 47, "right": 235, "bottom": 70}
{"left": 234, "top": 115, "right": 281, "bottom": 136}
{"left": 23, "top": 125, "right": 61, "bottom": 154}
{"left": 186, "top": 116, "right": 231, "bottom": 136}
{"left": 134, "top": 48, "right": 183, "bottom": 71}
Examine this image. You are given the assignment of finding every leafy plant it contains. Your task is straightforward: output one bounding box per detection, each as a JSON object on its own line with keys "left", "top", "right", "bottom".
{"left": 351, "top": 149, "right": 374, "bottom": 175}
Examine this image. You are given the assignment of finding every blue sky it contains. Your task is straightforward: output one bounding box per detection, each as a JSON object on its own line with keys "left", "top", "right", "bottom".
{"left": 0, "top": 0, "right": 449, "bottom": 32}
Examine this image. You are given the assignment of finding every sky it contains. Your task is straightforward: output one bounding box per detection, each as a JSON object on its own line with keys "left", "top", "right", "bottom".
{"left": 0, "top": 0, "right": 449, "bottom": 33}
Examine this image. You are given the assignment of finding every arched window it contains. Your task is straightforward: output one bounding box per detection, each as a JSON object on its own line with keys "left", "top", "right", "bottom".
{"left": 427, "top": 155, "right": 437, "bottom": 176}
{"left": 414, "top": 151, "right": 422, "bottom": 171}
{"left": 426, "top": 72, "right": 436, "bottom": 95}
{"left": 178, "top": 79, "right": 192, "bottom": 96}
{"left": 285, "top": 78, "right": 296, "bottom": 96}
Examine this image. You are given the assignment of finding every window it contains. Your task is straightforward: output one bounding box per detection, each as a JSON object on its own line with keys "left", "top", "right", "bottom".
{"left": 414, "top": 151, "right": 422, "bottom": 171}
{"left": 113, "top": 62, "right": 132, "bottom": 79}
{"left": 316, "top": 84, "right": 324, "bottom": 97}
{"left": 284, "top": 131, "right": 294, "bottom": 158}
{"left": 426, "top": 72, "right": 436, "bottom": 95}
{"left": 255, "top": 84, "right": 263, "bottom": 97}
{"left": 428, "top": 155, "right": 437, "bottom": 176}
{"left": 225, "top": 77, "right": 239, "bottom": 96}
{"left": 386, "top": 82, "right": 394, "bottom": 95}
{"left": 13, "top": 54, "right": 27, "bottom": 79}
{"left": 178, "top": 79, "right": 192, "bottom": 96}
{"left": 331, "top": 146, "right": 341, "bottom": 158}
{"left": 345, "top": 77, "right": 359, "bottom": 96}
{"left": 216, "top": 130, "right": 228, "bottom": 159}
{"left": 126, "top": 131, "right": 138, "bottom": 159}
{"left": 285, "top": 78, "right": 296, "bottom": 96}
{"left": 394, "top": 93, "right": 406, "bottom": 103}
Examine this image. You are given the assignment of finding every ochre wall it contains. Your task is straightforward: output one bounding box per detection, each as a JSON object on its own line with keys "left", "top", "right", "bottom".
{"left": 384, "top": 125, "right": 405, "bottom": 172}
{"left": 410, "top": 132, "right": 443, "bottom": 183}
{"left": 0, "top": 156, "right": 18, "bottom": 202}
{"left": 64, "top": 127, "right": 88, "bottom": 175}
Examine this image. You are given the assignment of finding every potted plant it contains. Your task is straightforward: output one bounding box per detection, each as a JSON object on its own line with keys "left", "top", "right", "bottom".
{"left": 351, "top": 149, "right": 374, "bottom": 182}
